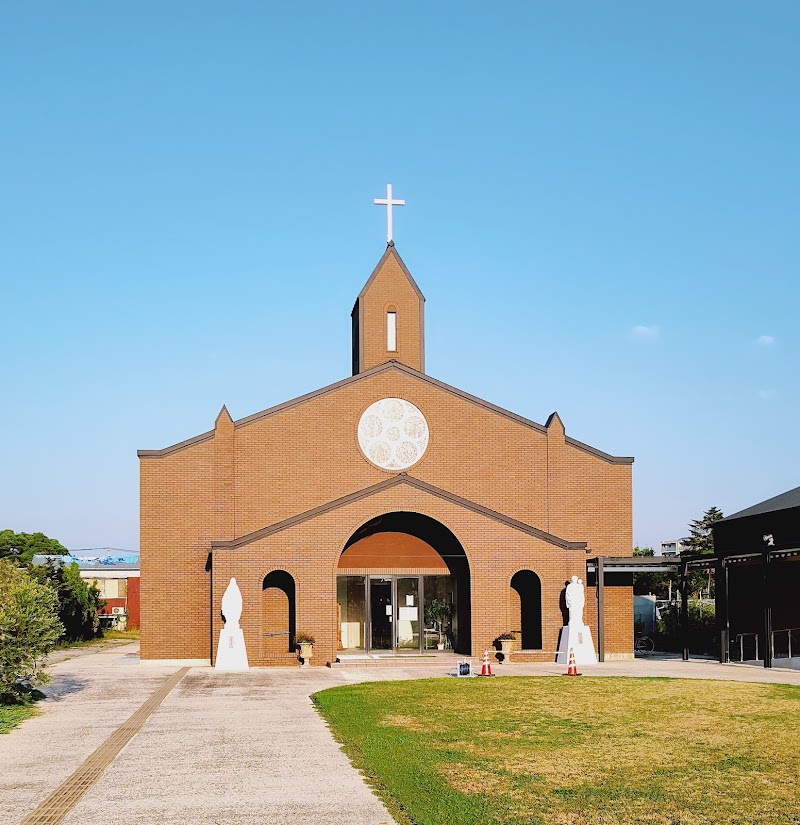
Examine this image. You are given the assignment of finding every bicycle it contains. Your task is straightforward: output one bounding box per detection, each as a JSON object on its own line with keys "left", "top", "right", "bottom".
{"left": 635, "top": 635, "right": 655, "bottom": 656}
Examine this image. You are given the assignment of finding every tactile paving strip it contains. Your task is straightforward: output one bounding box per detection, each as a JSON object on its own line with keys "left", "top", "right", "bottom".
{"left": 20, "top": 667, "right": 189, "bottom": 825}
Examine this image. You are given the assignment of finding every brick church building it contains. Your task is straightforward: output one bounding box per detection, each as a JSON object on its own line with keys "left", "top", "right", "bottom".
{"left": 139, "top": 236, "right": 634, "bottom": 666}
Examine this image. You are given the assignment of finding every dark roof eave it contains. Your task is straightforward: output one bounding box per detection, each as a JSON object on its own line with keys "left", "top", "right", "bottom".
{"left": 586, "top": 555, "right": 681, "bottom": 572}
{"left": 718, "top": 485, "right": 800, "bottom": 522}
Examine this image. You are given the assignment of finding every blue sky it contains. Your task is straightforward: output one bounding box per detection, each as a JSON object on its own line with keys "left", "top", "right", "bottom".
{"left": 1, "top": 3, "right": 798, "bottom": 552}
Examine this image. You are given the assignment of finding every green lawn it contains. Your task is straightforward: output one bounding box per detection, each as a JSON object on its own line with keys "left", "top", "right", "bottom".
{"left": 0, "top": 703, "right": 37, "bottom": 735}
{"left": 313, "top": 676, "right": 800, "bottom": 825}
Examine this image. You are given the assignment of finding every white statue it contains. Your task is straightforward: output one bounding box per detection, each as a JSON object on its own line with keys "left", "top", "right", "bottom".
{"left": 565, "top": 575, "right": 585, "bottom": 627}
{"left": 215, "top": 577, "right": 249, "bottom": 670}
{"left": 557, "top": 574, "right": 596, "bottom": 666}
{"left": 221, "top": 576, "right": 243, "bottom": 629}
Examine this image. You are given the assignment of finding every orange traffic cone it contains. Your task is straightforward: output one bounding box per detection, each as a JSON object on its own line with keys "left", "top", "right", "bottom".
{"left": 564, "top": 647, "right": 581, "bottom": 677}
{"left": 480, "top": 649, "right": 494, "bottom": 677}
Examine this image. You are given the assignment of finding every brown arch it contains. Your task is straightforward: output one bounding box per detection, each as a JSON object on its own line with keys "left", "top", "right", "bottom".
{"left": 262, "top": 570, "right": 296, "bottom": 654}
{"left": 338, "top": 511, "right": 471, "bottom": 653}
{"left": 511, "top": 569, "right": 542, "bottom": 650}
{"left": 338, "top": 532, "right": 447, "bottom": 571}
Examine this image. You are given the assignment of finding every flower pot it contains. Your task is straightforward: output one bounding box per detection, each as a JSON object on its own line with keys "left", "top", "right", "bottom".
{"left": 299, "top": 642, "right": 313, "bottom": 666}
{"left": 437, "top": 642, "right": 445, "bottom": 651}
{"left": 500, "top": 639, "right": 513, "bottom": 656}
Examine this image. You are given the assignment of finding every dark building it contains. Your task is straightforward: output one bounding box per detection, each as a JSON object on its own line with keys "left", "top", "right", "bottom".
{"left": 713, "top": 486, "right": 800, "bottom": 668}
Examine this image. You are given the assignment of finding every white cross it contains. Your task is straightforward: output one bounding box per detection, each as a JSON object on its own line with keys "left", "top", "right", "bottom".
{"left": 373, "top": 183, "right": 405, "bottom": 243}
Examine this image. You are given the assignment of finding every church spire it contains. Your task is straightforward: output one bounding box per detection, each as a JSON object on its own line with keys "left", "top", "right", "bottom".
{"left": 351, "top": 244, "right": 425, "bottom": 375}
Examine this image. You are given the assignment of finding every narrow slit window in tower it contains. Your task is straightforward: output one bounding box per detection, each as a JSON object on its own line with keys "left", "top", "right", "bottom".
{"left": 387, "top": 311, "right": 397, "bottom": 351}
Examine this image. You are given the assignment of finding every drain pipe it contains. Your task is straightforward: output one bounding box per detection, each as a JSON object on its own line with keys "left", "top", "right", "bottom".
{"left": 206, "top": 552, "right": 213, "bottom": 665}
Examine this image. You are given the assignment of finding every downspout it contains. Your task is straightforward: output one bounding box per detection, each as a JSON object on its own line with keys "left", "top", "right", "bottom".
{"left": 206, "top": 551, "right": 213, "bottom": 665}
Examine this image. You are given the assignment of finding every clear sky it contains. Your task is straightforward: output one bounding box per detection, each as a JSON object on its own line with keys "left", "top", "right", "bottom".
{"left": 1, "top": 3, "right": 798, "bottom": 553}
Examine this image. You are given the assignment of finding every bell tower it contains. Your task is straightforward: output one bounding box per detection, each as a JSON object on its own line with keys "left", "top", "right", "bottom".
{"left": 351, "top": 242, "right": 425, "bottom": 375}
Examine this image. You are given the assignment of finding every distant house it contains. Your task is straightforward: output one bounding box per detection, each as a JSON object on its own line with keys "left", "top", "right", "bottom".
{"left": 660, "top": 538, "right": 691, "bottom": 557}
{"left": 31, "top": 549, "right": 140, "bottom": 629}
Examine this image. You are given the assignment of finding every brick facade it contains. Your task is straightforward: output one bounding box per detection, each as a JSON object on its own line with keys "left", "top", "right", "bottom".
{"left": 139, "top": 244, "right": 634, "bottom": 664}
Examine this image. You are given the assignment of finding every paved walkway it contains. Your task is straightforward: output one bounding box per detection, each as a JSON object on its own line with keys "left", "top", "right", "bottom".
{"left": 2, "top": 645, "right": 799, "bottom": 825}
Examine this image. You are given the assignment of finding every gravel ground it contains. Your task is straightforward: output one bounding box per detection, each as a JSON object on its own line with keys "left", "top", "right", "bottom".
{"left": 2, "top": 644, "right": 799, "bottom": 825}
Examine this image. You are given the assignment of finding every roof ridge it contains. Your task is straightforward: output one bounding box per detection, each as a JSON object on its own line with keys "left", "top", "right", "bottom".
{"left": 211, "top": 474, "right": 587, "bottom": 551}
{"left": 139, "top": 362, "right": 632, "bottom": 465}
{"left": 353, "top": 244, "right": 425, "bottom": 306}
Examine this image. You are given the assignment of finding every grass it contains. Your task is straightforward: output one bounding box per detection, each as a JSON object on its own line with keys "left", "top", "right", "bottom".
{"left": 55, "top": 627, "right": 140, "bottom": 649}
{"left": 313, "top": 676, "right": 800, "bottom": 825}
{"left": 101, "top": 628, "right": 140, "bottom": 642}
{"left": 0, "top": 703, "right": 38, "bottom": 734}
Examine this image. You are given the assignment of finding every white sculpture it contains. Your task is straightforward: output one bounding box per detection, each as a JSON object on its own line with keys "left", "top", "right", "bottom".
{"left": 556, "top": 575, "right": 597, "bottom": 666}
{"left": 221, "top": 576, "right": 243, "bottom": 629}
{"left": 215, "top": 577, "right": 249, "bottom": 670}
{"left": 565, "top": 575, "right": 585, "bottom": 627}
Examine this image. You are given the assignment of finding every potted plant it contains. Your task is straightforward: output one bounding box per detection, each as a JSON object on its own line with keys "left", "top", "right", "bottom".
{"left": 495, "top": 632, "right": 516, "bottom": 656}
{"left": 424, "top": 599, "right": 453, "bottom": 650}
{"left": 295, "top": 631, "right": 316, "bottom": 666}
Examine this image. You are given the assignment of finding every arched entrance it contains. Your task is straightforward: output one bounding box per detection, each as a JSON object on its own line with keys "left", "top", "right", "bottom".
{"left": 337, "top": 512, "right": 471, "bottom": 654}
{"left": 262, "top": 570, "right": 296, "bottom": 654}
{"left": 511, "top": 569, "right": 542, "bottom": 650}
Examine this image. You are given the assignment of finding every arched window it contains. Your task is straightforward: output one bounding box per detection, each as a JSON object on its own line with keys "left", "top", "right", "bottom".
{"left": 511, "top": 570, "right": 542, "bottom": 650}
{"left": 262, "top": 570, "right": 296, "bottom": 654}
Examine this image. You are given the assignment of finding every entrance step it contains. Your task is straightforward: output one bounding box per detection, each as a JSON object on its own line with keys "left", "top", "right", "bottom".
{"left": 329, "top": 653, "right": 466, "bottom": 669}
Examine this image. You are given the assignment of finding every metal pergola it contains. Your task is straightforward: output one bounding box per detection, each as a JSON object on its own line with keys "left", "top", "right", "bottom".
{"left": 586, "top": 548, "right": 800, "bottom": 667}
{"left": 586, "top": 555, "right": 679, "bottom": 663}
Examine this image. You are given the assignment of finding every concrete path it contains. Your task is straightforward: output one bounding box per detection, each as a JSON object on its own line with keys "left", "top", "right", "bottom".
{"left": 2, "top": 645, "right": 799, "bottom": 825}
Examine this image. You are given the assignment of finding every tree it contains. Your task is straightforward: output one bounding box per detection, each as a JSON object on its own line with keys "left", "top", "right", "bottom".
{"left": 0, "top": 530, "right": 68, "bottom": 565}
{"left": 632, "top": 546, "right": 673, "bottom": 598}
{"left": 680, "top": 507, "right": 724, "bottom": 599}
{"left": 685, "top": 507, "right": 724, "bottom": 555}
{"left": 31, "top": 560, "right": 103, "bottom": 641}
{"left": 0, "top": 559, "right": 63, "bottom": 701}
{"left": 424, "top": 598, "right": 453, "bottom": 646}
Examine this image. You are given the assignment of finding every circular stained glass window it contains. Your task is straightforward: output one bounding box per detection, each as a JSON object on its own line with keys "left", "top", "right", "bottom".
{"left": 357, "top": 398, "right": 429, "bottom": 470}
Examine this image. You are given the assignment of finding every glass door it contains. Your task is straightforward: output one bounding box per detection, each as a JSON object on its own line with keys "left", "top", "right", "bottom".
{"left": 369, "top": 577, "right": 393, "bottom": 651}
{"left": 367, "top": 576, "right": 423, "bottom": 653}
{"left": 396, "top": 578, "right": 420, "bottom": 650}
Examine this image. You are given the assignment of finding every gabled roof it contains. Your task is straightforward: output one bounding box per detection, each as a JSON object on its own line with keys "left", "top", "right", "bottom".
{"left": 138, "top": 361, "right": 633, "bottom": 464}
{"left": 211, "top": 474, "right": 588, "bottom": 551}
{"left": 352, "top": 242, "right": 425, "bottom": 310}
{"left": 720, "top": 485, "right": 800, "bottom": 522}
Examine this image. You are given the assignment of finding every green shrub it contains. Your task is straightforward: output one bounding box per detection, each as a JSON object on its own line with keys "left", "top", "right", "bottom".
{"left": 655, "top": 601, "right": 717, "bottom": 655}
{"left": 0, "top": 559, "right": 63, "bottom": 701}
{"left": 32, "top": 560, "right": 103, "bottom": 642}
